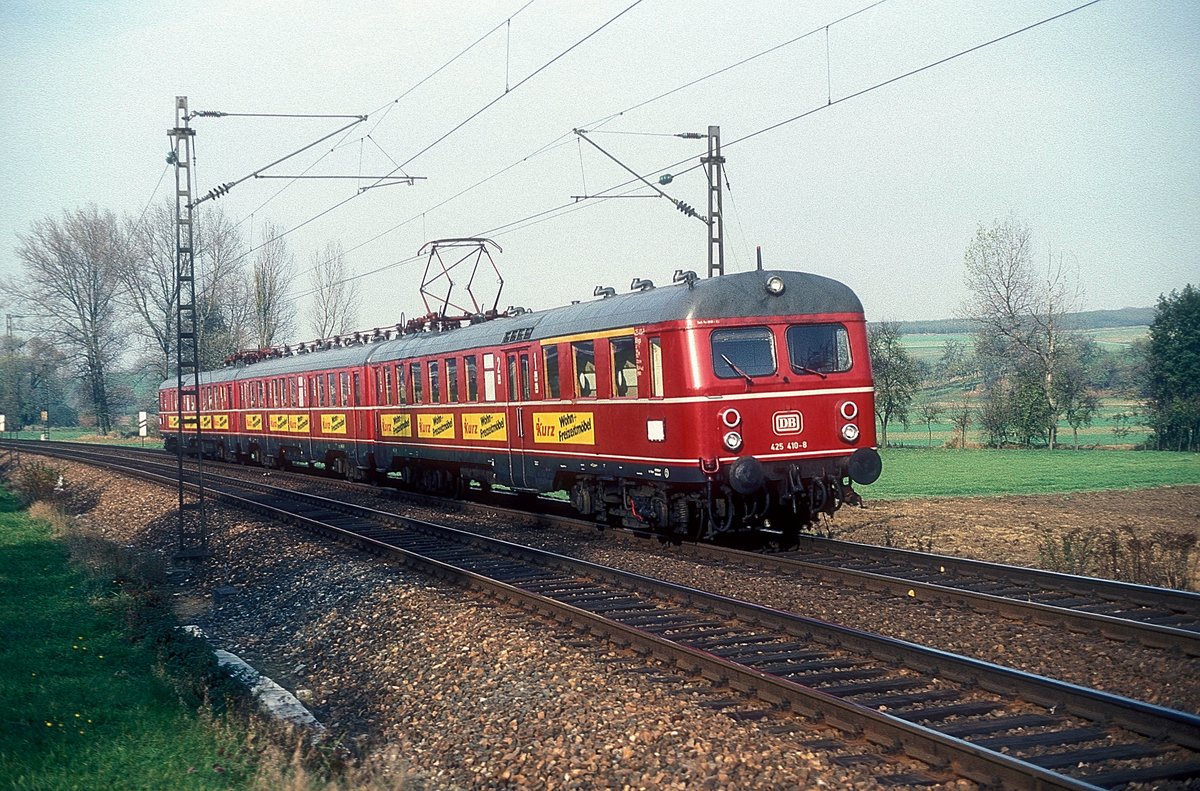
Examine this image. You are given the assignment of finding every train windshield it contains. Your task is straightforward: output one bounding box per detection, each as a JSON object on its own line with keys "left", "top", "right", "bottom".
{"left": 711, "top": 327, "right": 776, "bottom": 379}
{"left": 787, "top": 323, "right": 851, "bottom": 375}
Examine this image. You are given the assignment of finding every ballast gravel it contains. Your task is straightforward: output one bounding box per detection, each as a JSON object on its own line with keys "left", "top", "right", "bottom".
{"left": 50, "top": 462, "right": 910, "bottom": 789}
{"left": 41, "top": 458, "right": 1200, "bottom": 788}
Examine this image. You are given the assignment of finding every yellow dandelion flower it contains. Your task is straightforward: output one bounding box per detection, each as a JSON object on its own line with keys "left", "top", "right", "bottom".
{"left": 45, "top": 722, "right": 53, "bottom": 727}
{"left": 74, "top": 713, "right": 81, "bottom": 718}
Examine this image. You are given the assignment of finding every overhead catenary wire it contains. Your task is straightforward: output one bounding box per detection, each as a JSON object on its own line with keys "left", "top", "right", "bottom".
{"left": 284, "top": 0, "right": 892, "bottom": 281}
{"left": 269, "top": 1, "right": 1104, "bottom": 307}
{"left": 249, "top": 3, "right": 646, "bottom": 284}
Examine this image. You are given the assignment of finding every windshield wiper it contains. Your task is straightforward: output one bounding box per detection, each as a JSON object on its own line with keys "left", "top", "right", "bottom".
{"left": 795, "top": 365, "right": 828, "bottom": 380}
{"left": 720, "top": 354, "right": 754, "bottom": 385}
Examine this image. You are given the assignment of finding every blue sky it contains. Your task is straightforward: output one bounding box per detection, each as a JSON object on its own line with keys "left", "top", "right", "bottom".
{"left": 1, "top": 0, "right": 1197, "bottom": 332}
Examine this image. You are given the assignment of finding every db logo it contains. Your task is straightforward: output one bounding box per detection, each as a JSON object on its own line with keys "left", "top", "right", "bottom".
{"left": 773, "top": 411, "right": 803, "bottom": 435}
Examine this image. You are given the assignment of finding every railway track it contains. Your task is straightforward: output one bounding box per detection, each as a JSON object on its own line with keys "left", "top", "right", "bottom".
{"left": 9, "top": 441, "right": 1200, "bottom": 658}
{"left": 9, "top": 440, "right": 1200, "bottom": 788}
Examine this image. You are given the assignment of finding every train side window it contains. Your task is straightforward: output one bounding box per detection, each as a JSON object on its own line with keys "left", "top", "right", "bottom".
{"left": 572, "top": 340, "right": 596, "bottom": 398}
{"left": 711, "top": 326, "right": 776, "bottom": 379}
{"left": 446, "top": 358, "right": 459, "bottom": 403}
{"left": 506, "top": 355, "right": 518, "bottom": 402}
{"left": 396, "top": 364, "right": 407, "bottom": 405}
{"left": 483, "top": 353, "right": 496, "bottom": 401}
{"left": 786, "top": 323, "right": 852, "bottom": 374}
{"left": 257, "top": 381, "right": 265, "bottom": 408}
{"left": 410, "top": 362, "right": 423, "bottom": 403}
{"left": 520, "top": 353, "right": 531, "bottom": 400}
{"left": 339, "top": 372, "right": 349, "bottom": 406}
{"left": 464, "top": 355, "right": 478, "bottom": 401}
{"left": 429, "top": 360, "right": 441, "bottom": 404}
{"left": 543, "top": 345, "right": 560, "bottom": 399}
{"left": 316, "top": 374, "right": 325, "bottom": 407}
{"left": 352, "top": 372, "right": 361, "bottom": 406}
{"left": 649, "top": 337, "right": 664, "bottom": 398}
{"left": 611, "top": 336, "right": 638, "bottom": 398}
{"left": 297, "top": 376, "right": 306, "bottom": 408}
{"left": 384, "top": 366, "right": 394, "bottom": 405}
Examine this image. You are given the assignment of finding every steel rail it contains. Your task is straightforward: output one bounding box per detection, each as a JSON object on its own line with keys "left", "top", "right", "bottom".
{"left": 12, "top": 439, "right": 1200, "bottom": 657}
{"left": 13, "top": 442, "right": 1200, "bottom": 789}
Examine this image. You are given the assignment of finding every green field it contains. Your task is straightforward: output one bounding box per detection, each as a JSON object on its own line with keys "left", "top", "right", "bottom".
{"left": 0, "top": 490, "right": 254, "bottom": 790}
{"left": 865, "top": 447, "right": 1200, "bottom": 500}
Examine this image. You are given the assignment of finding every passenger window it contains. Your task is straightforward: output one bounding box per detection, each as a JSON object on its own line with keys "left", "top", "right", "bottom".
{"left": 352, "top": 372, "right": 361, "bottom": 406}
{"left": 429, "top": 360, "right": 441, "bottom": 404}
{"left": 787, "top": 324, "right": 852, "bottom": 374}
{"left": 544, "top": 345, "right": 560, "bottom": 399}
{"left": 385, "top": 366, "right": 394, "bottom": 405}
{"left": 316, "top": 375, "right": 325, "bottom": 407}
{"left": 506, "top": 355, "right": 518, "bottom": 402}
{"left": 611, "top": 336, "right": 638, "bottom": 398}
{"left": 649, "top": 337, "right": 664, "bottom": 397}
{"left": 465, "top": 355, "right": 478, "bottom": 402}
{"left": 297, "top": 376, "right": 306, "bottom": 407}
{"left": 446, "top": 358, "right": 459, "bottom": 403}
{"left": 483, "top": 353, "right": 496, "bottom": 401}
{"left": 328, "top": 373, "right": 336, "bottom": 406}
{"left": 572, "top": 340, "right": 596, "bottom": 398}
{"left": 410, "top": 362, "right": 422, "bottom": 403}
{"left": 520, "top": 353, "right": 531, "bottom": 400}
{"left": 340, "top": 372, "right": 350, "bottom": 406}
{"left": 396, "top": 364, "right": 407, "bottom": 405}
{"left": 711, "top": 326, "right": 776, "bottom": 379}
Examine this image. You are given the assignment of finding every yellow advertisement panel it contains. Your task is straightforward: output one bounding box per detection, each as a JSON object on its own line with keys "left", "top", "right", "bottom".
{"left": 200, "top": 415, "right": 213, "bottom": 430}
{"left": 417, "top": 412, "right": 456, "bottom": 440}
{"left": 245, "top": 413, "right": 263, "bottom": 431}
{"left": 167, "top": 415, "right": 179, "bottom": 429}
{"left": 321, "top": 413, "right": 348, "bottom": 435}
{"left": 213, "top": 414, "right": 230, "bottom": 431}
{"left": 533, "top": 412, "right": 595, "bottom": 445}
{"left": 288, "top": 414, "right": 311, "bottom": 433}
{"left": 462, "top": 412, "right": 507, "bottom": 442}
{"left": 269, "top": 414, "right": 289, "bottom": 432}
{"left": 380, "top": 413, "right": 412, "bottom": 438}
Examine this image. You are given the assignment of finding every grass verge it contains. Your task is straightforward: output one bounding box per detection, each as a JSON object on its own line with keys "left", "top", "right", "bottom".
{"left": 867, "top": 447, "right": 1200, "bottom": 500}
{"left": 0, "top": 487, "right": 258, "bottom": 790}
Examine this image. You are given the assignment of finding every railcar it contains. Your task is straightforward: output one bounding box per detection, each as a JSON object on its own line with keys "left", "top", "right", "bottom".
{"left": 160, "top": 268, "right": 881, "bottom": 541}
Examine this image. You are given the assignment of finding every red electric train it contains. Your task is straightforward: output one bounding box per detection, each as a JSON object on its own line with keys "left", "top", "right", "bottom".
{"left": 160, "top": 268, "right": 881, "bottom": 542}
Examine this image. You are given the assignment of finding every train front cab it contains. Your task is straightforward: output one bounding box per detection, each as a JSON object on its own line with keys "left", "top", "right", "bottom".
{"left": 679, "top": 312, "right": 882, "bottom": 537}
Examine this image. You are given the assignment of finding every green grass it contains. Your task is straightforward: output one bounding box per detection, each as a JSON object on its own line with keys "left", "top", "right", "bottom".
{"left": 0, "top": 489, "right": 254, "bottom": 790}
{"left": 865, "top": 447, "right": 1200, "bottom": 500}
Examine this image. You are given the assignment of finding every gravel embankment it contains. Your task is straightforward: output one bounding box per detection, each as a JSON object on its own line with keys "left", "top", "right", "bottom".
{"left": 52, "top": 462, "right": 926, "bottom": 789}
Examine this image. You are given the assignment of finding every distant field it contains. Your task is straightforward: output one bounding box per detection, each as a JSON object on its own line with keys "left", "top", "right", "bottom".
{"left": 866, "top": 447, "right": 1199, "bottom": 500}
{"left": 899, "top": 326, "right": 1147, "bottom": 365}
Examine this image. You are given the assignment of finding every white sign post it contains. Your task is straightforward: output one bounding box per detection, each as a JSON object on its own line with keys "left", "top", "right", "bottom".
{"left": 138, "top": 411, "right": 147, "bottom": 447}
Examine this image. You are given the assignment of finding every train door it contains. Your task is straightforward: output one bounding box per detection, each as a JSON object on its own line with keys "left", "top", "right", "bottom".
{"left": 504, "top": 348, "right": 533, "bottom": 489}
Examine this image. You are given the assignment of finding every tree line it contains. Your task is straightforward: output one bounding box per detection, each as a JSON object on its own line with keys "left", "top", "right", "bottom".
{"left": 870, "top": 217, "right": 1198, "bottom": 452}
{"left": 1, "top": 202, "right": 360, "bottom": 433}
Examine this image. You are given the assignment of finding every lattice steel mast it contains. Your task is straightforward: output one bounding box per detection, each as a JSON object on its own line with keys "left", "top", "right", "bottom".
{"left": 167, "top": 96, "right": 209, "bottom": 560}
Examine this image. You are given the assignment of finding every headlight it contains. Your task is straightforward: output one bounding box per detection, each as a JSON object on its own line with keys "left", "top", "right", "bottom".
{"left": 720, "top": 407, "right": 741, "bottom": 428}
{"left": 841, "top": 423, "right": 860, "bottom": 443}
{"left": 723, "top": 431, "right": 743, "bottom": 451}
{"left": 765, "top": 276, "right": 785, "bottom": 295}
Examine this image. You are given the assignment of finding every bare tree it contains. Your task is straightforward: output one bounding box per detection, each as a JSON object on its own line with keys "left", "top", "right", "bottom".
{"left": 119, "top": 200, "right": 247, "bottom": 377}
{"left": 250, "top": 219, "right": 296, "bottom": 348}
{"left": 961, "top": 217, "right": 1082, "bottom": 449}
{"left": 868, "top": 321, "right": 922, "bottom": 448}
{"left": 307, "top": 240, "right": 359, "bottom": 338}
{"left": 195, "top": 206, "right": 249, "bottom": 364}
{"left": 8, "top": 205, "right": 128, "bottom": 432}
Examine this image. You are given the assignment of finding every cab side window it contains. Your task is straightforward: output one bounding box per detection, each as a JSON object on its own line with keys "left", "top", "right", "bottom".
{"left": 611, "top": 336, "right": 637, "bottom": 398}
{"left": 572, "top": 340, "right": 596, "bottom": 398}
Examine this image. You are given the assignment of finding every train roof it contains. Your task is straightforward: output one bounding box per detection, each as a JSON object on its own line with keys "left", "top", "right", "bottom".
{"left": 162, "top": 268, "right": 862, "bottom": 388}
